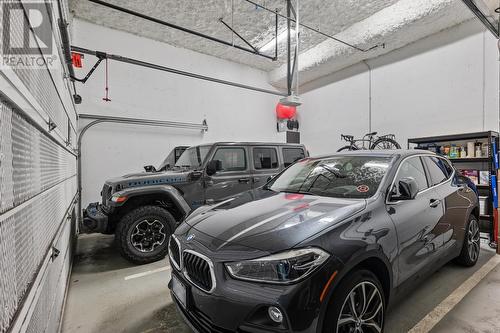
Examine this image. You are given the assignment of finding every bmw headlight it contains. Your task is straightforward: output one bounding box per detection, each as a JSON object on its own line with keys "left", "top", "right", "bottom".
{"left": 225, "top": 248, "right": 330, "bottom": 284}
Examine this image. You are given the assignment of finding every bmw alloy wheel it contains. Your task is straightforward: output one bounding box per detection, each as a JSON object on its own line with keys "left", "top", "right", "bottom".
{"left": 337, "top": 281, "right": 384, "bottom": 333}
{"left": 467, "top": 218, "right": 480, "bottom": 262}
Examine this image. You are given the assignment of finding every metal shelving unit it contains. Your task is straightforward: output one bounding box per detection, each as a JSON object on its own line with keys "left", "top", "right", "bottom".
{"left": 408, "top": 131, "right": 499, "bottom": 252}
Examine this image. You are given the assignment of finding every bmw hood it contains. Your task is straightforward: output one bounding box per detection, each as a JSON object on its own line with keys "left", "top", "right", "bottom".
{"left": 178, "top": 189, "right": 367, "bottom": 253}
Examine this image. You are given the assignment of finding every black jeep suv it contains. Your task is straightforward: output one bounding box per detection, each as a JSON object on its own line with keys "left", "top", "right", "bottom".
{"left": 83, "top": 142, "right": 307, "bottom": 263}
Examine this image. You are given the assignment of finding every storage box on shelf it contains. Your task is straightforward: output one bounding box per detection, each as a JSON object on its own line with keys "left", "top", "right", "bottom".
{"left": 408, "top": 131, "right": 499, "bottom": 252}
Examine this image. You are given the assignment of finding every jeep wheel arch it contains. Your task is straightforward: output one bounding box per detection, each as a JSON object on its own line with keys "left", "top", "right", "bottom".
{"left": 109, "top": 185, "right": 191, "bottom": 231}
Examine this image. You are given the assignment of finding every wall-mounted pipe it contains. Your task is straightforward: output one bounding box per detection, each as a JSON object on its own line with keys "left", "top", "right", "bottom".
{"left": 56, "top": 0, "right": 81, "bottom": 105}
{"left": 363, "top": 60, "right": 372, "bottom": 133}
{"left": 77, "top": 114, "right": 208, "bottom": 222}
{"left": 56, "top": 0, "right": 75, "bottom": 80}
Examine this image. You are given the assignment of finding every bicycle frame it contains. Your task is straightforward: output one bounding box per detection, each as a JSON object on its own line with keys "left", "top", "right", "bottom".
{"left": 339, "top": 132, "right": 400, "bottom": 151}
{"left": 351, "top": 138, "right": 372, "bottom": 150}
{"left": 344, "top": 133, "right": 376, "bottom": 150}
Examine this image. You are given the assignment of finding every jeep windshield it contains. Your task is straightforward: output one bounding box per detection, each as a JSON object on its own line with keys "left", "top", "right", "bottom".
{"left": 158, "top": 146, "right": 188, "bottom": 171}
{"left": 267, "top": 155, "right": 393, "bottom": 199}
{"left": 174, "top": 145, "right": 211, "bottom": 169}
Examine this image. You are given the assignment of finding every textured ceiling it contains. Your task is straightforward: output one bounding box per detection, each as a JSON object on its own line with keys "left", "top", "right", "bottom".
{"left": 70, "top": 0, "right": 491, "bottom": 88}
{"left": 269, "top": 0, "right": 475, "bottom": 87}
{"left": 69, "top": 0, "right": 400, "bottom": 71}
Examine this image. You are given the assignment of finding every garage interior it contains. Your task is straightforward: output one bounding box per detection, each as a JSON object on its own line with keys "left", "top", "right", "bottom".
{"left": 1, "top": 1, "right": 500, "bottom": 333}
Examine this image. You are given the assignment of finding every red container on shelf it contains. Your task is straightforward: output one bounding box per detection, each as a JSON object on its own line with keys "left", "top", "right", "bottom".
{"left": 494, "top": 209, "right": 499, "bottom": 254}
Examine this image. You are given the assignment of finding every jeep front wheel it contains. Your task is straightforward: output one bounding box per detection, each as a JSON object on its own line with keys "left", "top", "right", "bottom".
{"left": 116, "top": 205, "right": 174, "bottom": 264}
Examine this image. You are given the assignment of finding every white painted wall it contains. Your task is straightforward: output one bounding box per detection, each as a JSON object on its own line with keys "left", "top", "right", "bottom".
{"left": 73, "top": 19, "right": 282, "bottom": 206}
{"left": 298, "top": 64, "right": 370, "bottom": 155}
{"left": 300, "top": 20, "right": 499, "bottom": 155}
{"left": 75, "top": 17, "right": 499, "bottom": 206}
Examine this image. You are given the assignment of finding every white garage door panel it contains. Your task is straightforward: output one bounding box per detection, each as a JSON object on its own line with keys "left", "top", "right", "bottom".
{"left": 0, "top": 97, "right": 77, "bottom": 333}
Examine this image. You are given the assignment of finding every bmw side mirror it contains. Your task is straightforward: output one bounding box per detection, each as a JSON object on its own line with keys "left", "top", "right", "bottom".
{"left": 396, "top": 177, "right": 419, "bottom": 200}
{"left": 456, "top": 175, "right": 468, "bottom": 186}
{"left": 206, "top": 160, "right": 222, "bottom": 176}
{"left": 144, "top": 165, "right": 156, "bottom": 172}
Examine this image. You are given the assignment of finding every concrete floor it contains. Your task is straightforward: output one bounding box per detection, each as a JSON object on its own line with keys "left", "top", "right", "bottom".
{"left": 62, "top": 234, "right": 500, "bottom": 333}
{"left": 431, "top": 261, "right": 500, "bottom": 333}
{"left": 61, "top": 234, "right": 189, "bottom": 333}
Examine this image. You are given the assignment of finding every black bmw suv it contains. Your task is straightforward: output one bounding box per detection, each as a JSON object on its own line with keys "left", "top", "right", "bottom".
{"left": 168, "top": 150, "right": 479, "bottom": 333}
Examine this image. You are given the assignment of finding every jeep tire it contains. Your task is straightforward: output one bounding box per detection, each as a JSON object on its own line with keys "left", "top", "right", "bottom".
{"left": 116, "top": 205, "right": 175, "bottom": 264}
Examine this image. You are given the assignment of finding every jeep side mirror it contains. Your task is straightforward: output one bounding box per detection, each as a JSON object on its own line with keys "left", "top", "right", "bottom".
{"left": 392, "top": 177, "right": 419, "bottom": 200}
{"left": 158, "top": 164, "right": 170, "bottom": 172}
{"left": 206, "top": 160, "right": 222, "bottom": 176}
{"left": 189, "top": 171, "right": 203, "bottom": 180}
{"left": 144, "top": 165, "right": 156, "bottom": 172}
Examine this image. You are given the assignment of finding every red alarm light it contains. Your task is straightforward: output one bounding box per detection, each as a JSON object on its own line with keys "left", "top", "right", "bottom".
{"left": 275, "top": 103, "right": 296, "bottom": 119}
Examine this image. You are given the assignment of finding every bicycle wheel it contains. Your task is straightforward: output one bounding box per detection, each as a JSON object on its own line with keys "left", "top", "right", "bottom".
{"left": 337, "top": 145, "right": 358, "bottom": 152}
{"left": 370, "top": 137, "right": 401, "bottom": 150}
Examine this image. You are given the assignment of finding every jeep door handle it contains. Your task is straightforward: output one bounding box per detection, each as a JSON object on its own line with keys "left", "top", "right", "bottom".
{"left": 429, "top": 199, "right": 440, "bottom": 208}
{"left": 238, "top": 178, "right": 251, "bottom": 183}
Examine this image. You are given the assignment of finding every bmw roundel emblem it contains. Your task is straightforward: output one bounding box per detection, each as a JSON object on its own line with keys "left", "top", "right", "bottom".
{"left": 186, "top": 234, "right": 195, "bottom": 242}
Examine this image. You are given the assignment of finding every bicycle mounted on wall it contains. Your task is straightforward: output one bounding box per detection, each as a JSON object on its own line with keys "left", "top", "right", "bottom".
{"left": 337, "top": 132, "right": 401, "bottom": 152}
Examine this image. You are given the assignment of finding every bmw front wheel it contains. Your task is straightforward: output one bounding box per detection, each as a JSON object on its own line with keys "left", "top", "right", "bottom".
{"left": 324, "top": 269, "right": 385, "bottom": 333}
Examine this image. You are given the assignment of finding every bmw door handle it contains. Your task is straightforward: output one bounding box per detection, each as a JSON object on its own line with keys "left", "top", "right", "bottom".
{"left": 238, "top": 178, "right": 251, "bottom": 183}
{"left": 422, "top": 226, "right": 431, "bottom": 241}
{"left": 429, "top": 199, "right": 440, "bottom": 208}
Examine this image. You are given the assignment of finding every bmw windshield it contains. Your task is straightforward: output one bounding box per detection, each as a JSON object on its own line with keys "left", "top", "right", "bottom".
{"left": 267, "top": 156, "right": 393, "bottom": 199}
{"left": 175, "top": 146, "right": 211, "bottom": 169}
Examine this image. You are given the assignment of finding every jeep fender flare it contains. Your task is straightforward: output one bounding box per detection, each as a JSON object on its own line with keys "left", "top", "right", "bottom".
{"left": 110, "top": 184, "right": 191, "bottom": 219}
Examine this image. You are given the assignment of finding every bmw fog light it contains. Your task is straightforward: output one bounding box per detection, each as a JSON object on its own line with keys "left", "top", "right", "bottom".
{"left": 268, "top": 306, "right": 283, "bottom": 323}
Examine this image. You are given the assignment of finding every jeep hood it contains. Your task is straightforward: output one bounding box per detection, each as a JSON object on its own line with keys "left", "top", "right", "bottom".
{"left": 179, "top": 189, "right": 366, "bottom": 253}
{"left": 106, "top": 169, "right": 191, "bottom": 188}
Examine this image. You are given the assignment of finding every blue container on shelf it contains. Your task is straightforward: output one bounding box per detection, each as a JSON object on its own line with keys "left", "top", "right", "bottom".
{"left": 493, "top": 141, "right": 499, "bottom": 169}
{"left": 492, "top": 175, "right": 498, "bottom": 209}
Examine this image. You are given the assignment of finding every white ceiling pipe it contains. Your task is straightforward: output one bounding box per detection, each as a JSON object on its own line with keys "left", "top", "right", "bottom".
{"left": 294, "top": 0, "right": 299, "bottom": 96}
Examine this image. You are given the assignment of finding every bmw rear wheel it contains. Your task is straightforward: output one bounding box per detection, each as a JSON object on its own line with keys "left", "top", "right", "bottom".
{"left": 455, "top": 215, "right": 480, "bottom": 266}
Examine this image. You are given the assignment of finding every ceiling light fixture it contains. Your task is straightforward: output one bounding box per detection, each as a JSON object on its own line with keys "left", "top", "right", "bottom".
{"left": 259, "top": 29, "right": 296, "bottom": 52}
